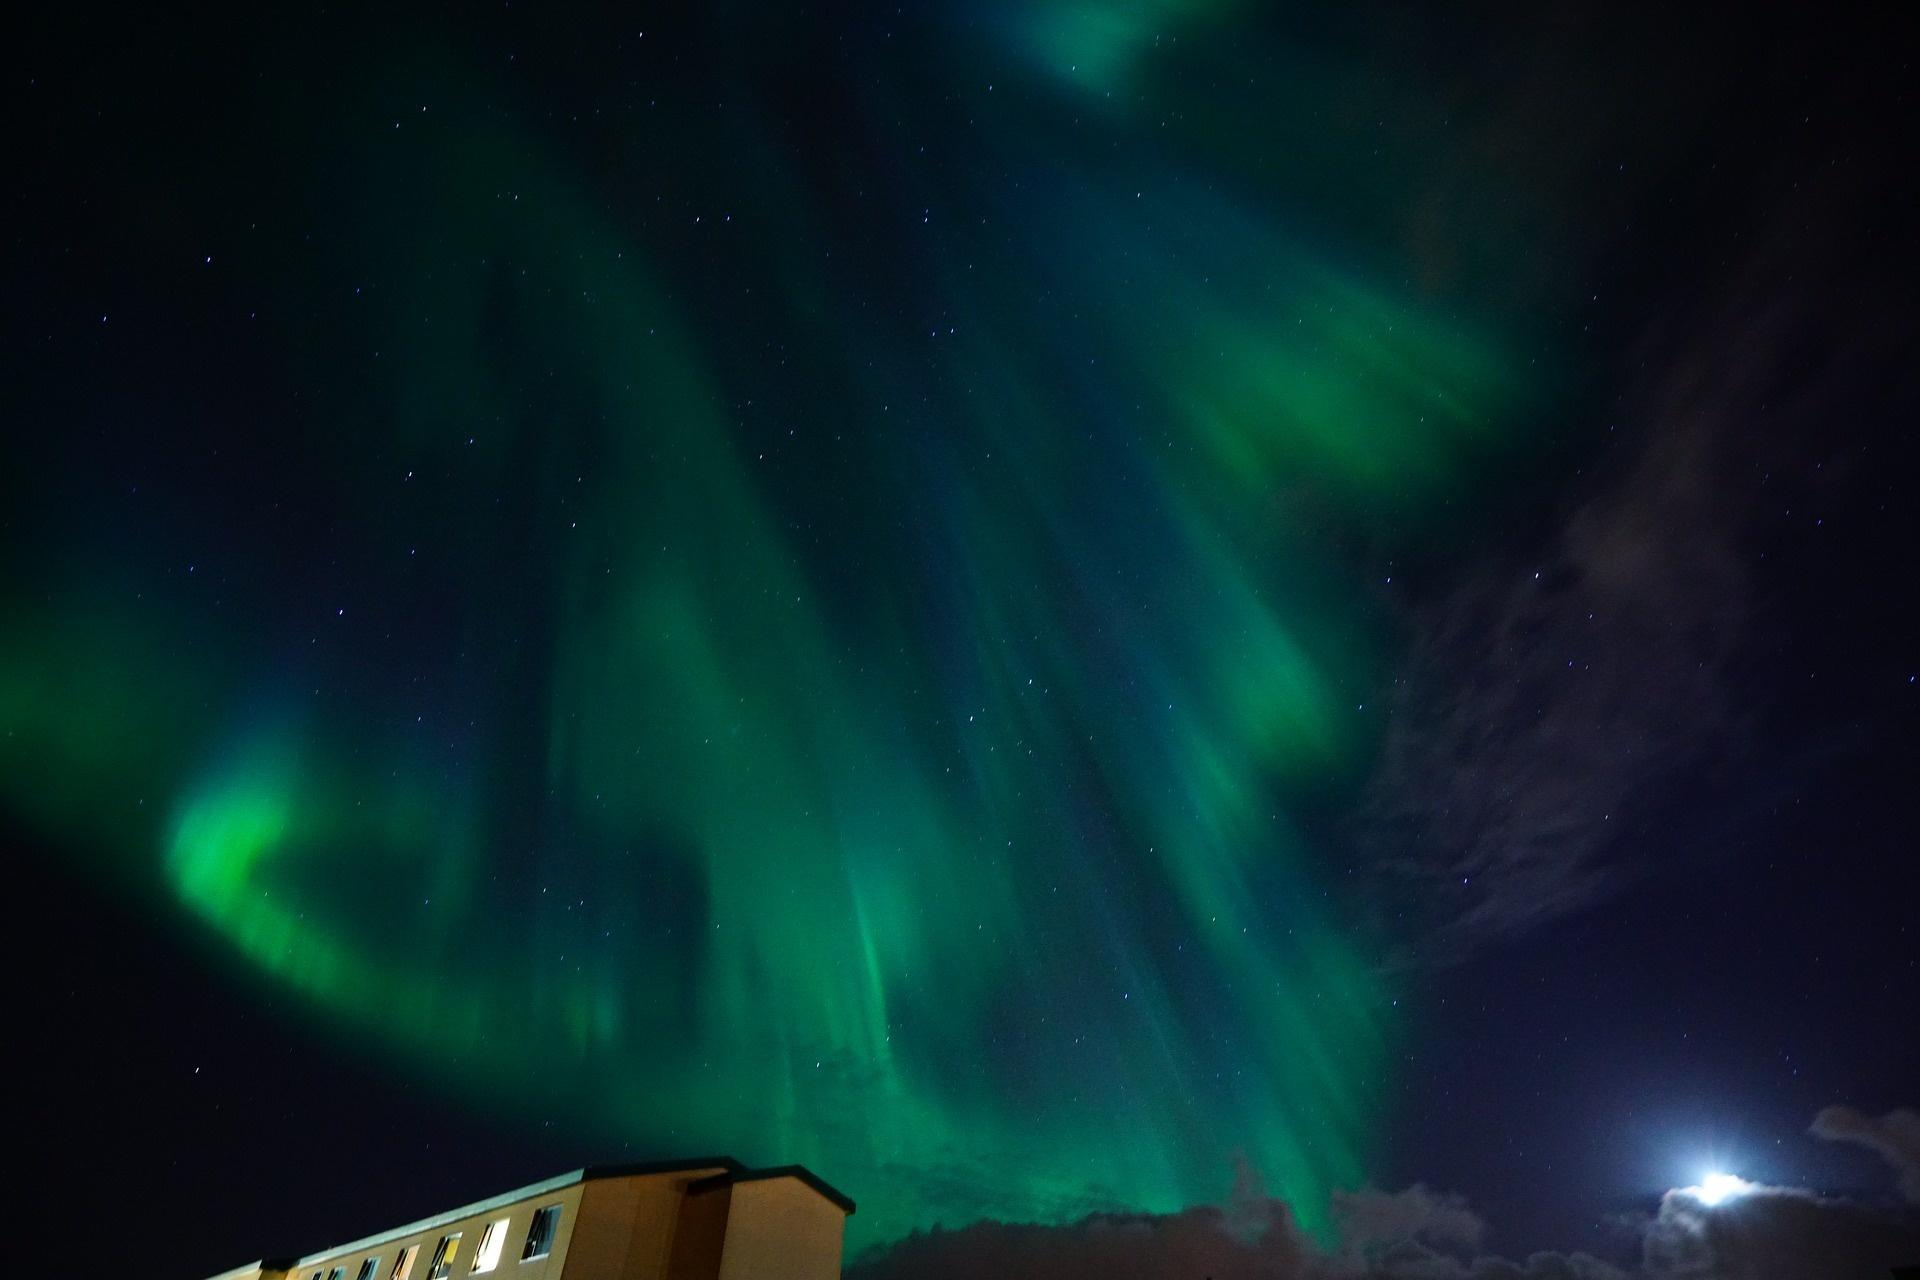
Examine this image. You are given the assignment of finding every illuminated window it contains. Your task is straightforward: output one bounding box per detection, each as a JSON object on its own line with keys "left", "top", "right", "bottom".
{"left": 470, "top": 1219, "right": 510, "bottom": 1273}
{"left": 356, "top": 1258, "right": 381, "bottom": 1280}
{"left": 521, "top": 1205, "right": 561, "bottom": 1261}
{"left": 426, "top": 1234, "right": 462, "bottom": 1280}
{"left": 390, "top": 1245, "right": 419, "bottom": 1280}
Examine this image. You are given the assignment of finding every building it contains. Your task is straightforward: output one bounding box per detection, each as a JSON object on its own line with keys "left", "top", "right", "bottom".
{"left": 204, "top": 1157, "right": 855, "bottom": 1280}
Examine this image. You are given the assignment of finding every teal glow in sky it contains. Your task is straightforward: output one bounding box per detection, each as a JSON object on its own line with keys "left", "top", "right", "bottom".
{"left": 2, "top": 2, "right": 1550, "bottom": 1250}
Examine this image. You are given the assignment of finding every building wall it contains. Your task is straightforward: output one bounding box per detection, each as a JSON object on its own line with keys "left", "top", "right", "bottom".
{"left": 713, "top": 1180, "right": 846, "bottom": 1280}
{"left": 278, "top": 1181, "right": 587, "bottom": 1280}
{"left": 561, "top": 1168, "right": 732, "bottom": 1280}
{"left": 210, "top": 1165, "right": 846, "bottom": 1280}
{"left": 663, "top": 1185, "right": 732, "bottom": 1280}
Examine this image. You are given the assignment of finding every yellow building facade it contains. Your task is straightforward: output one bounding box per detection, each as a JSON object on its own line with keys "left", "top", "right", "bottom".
{"left": 203, "top": 1158, "right": 854, "bottom": 1280}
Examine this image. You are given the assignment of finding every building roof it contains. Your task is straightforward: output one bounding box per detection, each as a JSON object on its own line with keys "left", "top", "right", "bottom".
{"left": 588, "top": 1157, "right": 854, "bottom": 1215}
{"left": 683, "top": 1163, "right": 858, "bottom": 1216}
{"left": 227, "top": 1156, "right": 854, "bottom": 1275}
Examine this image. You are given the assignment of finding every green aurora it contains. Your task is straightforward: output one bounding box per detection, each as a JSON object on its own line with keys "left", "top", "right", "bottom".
{"left": 2, "top": 3, "right": 1556, "bottom": 1250}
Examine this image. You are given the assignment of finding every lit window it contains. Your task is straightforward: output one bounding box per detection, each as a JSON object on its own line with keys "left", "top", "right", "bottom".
{"left": 470, "top": 1219, "right": 510, "bottom": 1274}
{"left": 521, "top": 1205, "right": 561, "bottom": 1261}
{"left": 390, "top": 1245, "right": 419, "bottom": 1280}
{"left": 426, "top": 1234, "right": 462, "bottom": 1280}
{"left": 357, "top": 1258, "right": 381, "bottom": 1280}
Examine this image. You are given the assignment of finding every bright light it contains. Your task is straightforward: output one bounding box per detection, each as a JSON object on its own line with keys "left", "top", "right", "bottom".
{"left": 1687, "top": 1171, "right": 1753, "bottom": 1206}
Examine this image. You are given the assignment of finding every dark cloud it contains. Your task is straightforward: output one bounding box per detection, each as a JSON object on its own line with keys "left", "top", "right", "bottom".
{"left": 1325, "top": 1185, "right": 1621, "bottom": 1280}
{"left": 1354, "top": 283, "right": 1769, "bottom": 964}
{"left": 1811, "top": 1107, "right": 1920, "bottom": 1204}
{"left": 1357, "top": 341, "right": 1755, "bottom": 964}
{"left": 1639, "top": 1184, "right": 1920, "bottom": 1278}
{"left": 1348, "top": 145, "right": 1913, "bottom": 967}
{"left": 843, "top": 1201, "right": 1311, "bottom": 1280}
{"left": 848, "top": 1107, "right": 1920, "bottom": 1280}
{"left": 843, "top": 1184, "right": 1622, "bottom": 1280}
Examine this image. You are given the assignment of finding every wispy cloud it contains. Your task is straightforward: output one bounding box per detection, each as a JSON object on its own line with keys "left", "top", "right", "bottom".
{"left": 1349, "top": 171, "right": 1906, "bottom": 967}
{"left": 1812, "top": 1107, "right": 1920, "bottom": 1204}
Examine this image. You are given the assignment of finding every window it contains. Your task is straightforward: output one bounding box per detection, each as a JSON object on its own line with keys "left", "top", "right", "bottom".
{"left": 426, "top": 1234, "right": 462, "bottom": 1280}
{"left": 390, "top": 1245, "right": 419, "bottom": 1280}
{"left": 521, "top": 1205, "right": 561, "bottom": 1261}
{"left": 470, "top": 1219, "right": 510, "bottom": 1273}
{"left": 327, "top": 1269, "right": 346, "bottom": 1280}
{"left": 356, "top": 1258, "right": 382, "bottom": 1280}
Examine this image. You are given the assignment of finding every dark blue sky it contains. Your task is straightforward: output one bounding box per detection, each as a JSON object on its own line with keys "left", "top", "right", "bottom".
{"left": 8, "top": 3, "right": 1917, "bottom": 1277}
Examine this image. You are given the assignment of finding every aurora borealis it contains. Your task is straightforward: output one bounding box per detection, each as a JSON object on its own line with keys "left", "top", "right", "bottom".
{"left": 12, "top": 4, "right": 1920, "bottom": 1277}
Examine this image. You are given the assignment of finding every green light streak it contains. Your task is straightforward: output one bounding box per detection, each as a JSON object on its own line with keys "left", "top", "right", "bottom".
{"left": 0, "top": 17, "right": 1544, "bottom": 1251}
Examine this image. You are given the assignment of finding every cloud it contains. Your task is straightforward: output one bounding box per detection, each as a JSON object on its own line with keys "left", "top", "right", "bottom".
{"left": 1345, "top": 149, "right": 1913, "bottom": 967}
{"left": 1811, "top": 1106, "right": 1920, "bottom": 1204}
{"left": 1640, "top": 1182, "right": 1920, "bottom": 1278}
{"left": 1351, "top": 279, "right": 1768, "bottom": 965}
{"left": 848, "top": 1189, "right": 1612, "bottom": 1280}
{"left": 847, "top": 1106, "right": 1920, "bottom": 1280}
{"left": 845, "top": 1179, "right": 1620, "bottom": 1280}
{"left": 1331, "top": 1184, "right": 1486, "bottom": 1260}
{"left": 1325, "top": 1185, "right": 1622, "bottom": 1280}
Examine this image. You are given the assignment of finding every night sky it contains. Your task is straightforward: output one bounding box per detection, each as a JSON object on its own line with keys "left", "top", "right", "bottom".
{"left": 8, "top": 4, "right": 1918, "bottom": 1278}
